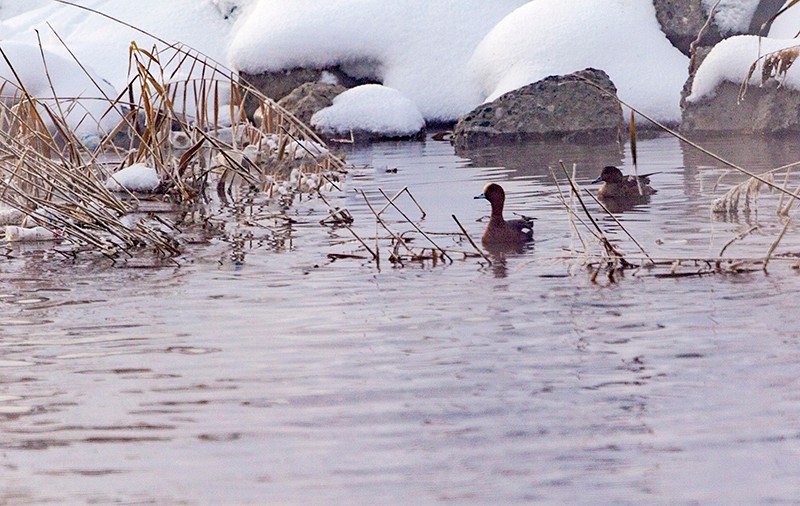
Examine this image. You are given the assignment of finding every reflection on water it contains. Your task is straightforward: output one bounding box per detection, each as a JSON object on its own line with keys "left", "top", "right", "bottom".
{"left": 2, "top": 135, "right": 800, "bottom": 504}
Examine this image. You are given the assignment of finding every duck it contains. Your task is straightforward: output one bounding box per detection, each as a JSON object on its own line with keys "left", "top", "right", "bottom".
{"left": 474, "top": 182, "right": 533, "bottom": 252}
{"left": 591, "top": 166, "right": 657, "bottom": 198}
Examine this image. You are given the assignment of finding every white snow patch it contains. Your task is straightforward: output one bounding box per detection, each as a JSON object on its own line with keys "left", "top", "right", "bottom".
{"left": 469, "top": 0, "right": 689, "bottom": 123}
{"left": 0, "top": 0, "right": 49, "bottom": 21}
{"left": 768, "top": 1, "right": 800, "bottom": 38}
{"left": 4, "top": 226, "right": 57, "bottom": 242}
{"left": 1, "top": 1, "right": 236, "bottom": 91}
{"left": 311, "top": 84, "right": 424, "bottom": 137}
{"left": 688, "top": 35, "right": 800, "bottom": 102}
{"left": 228, "top": 0, "right": 529, "bottom": 121}
{"left": 105, "top": 164, "right": 160, "bottom": 192}
{"left": 703, "top": 0, "right": 760, "bottom": 34}
{"left": 0, "top": 42, "right": 122, "bottom": 136}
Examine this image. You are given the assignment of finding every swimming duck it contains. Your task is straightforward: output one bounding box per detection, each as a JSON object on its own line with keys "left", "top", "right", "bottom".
{"left": 591, "top": 166, "right": 657, "bottom": 198}
{"left": 475, "top": 183, "right": 533, "bottom": 252}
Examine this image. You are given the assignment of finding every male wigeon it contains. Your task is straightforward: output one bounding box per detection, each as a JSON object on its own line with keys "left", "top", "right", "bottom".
{"left": 591, "top": 166, "right": 657, "bottom": 198}
{"left": 475, "top": 183, "right": 533, "bottom": 252}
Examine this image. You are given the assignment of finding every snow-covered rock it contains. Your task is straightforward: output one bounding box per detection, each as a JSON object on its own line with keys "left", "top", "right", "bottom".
{"left": 311, "top": 84, "right": 425, "bottom": 139}
{"left": 105, "top": 163, "right": 160, "bottom": 192}
{"left": 470, "top": 0, "right": 689, "bottom": 124}
{"left": 5, "top": 225, "right": 57, "bottom": 242}
{"left": 229, "top": 0, "right": 530, "bottom": 122}
{"left": 683, "top": 35, "right": 800, "bottom": 135}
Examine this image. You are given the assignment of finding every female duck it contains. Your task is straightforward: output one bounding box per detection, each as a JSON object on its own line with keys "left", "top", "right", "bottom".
{"left": 475, "top": 183, "right": 533, "bottom": 252}
{"left": 591, "top": 166, "right": 657, "bottom": 198}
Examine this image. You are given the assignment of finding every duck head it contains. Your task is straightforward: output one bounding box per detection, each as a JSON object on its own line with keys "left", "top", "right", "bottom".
{"left": 592, "top": 166, "right": 625, "bottom": 184}
{"left": 475, "top": 183, "right": 505, "bottom": 216}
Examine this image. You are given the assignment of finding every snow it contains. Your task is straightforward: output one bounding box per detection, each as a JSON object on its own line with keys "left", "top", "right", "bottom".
{"left": 687, "top": 35, "right": 800, "bottom": 102}
{"left": 0, "top": 1, "right": 237, "bottom": 91}
{"left": 0, "top": 0, "right": 735, "bottom": 135}
{"left": 0, "top": 1, "right": 49, "bottom": 21}
{"left": 704, "top": 0, "right": 760, "bottom": 35}
{"left": 4, "top": 225, "right": 57, "bottom": 242}
{"left": 311, "top": 84, "right": 424, "bottom": 137}
{"left": 105, "top": 163, "right": 160, "bottom": 192}
{"left": 470, "top": 0, "right": 689, "bottom": 123}
{"left": 0, "top": 41, "right": 121, "bottom": 136}
{"left": 768, "top": 1, "right": 800, "bottom": 38}
{"left": 228, "top": 0, "right": 530, "bottom": 122}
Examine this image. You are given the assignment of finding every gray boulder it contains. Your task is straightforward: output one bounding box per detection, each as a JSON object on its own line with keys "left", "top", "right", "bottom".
{"left": 241, "top": 67, "right": 368, "bottom": 102}
{"left": 653, "top": 0, "right": 784, "bottom": 57}
{"left": 682, "top": 80, "right": 800, "bottom": 136}
{"left": 653, "top": 0, "right": 723, "bottom": 57}
{"left": 276, "top": 82, "right": 346, "bottom": 126}
{"left": 452, "top": 68, "right": 623, "bottom": 150}
{"left": 240, "top": 66, "right": 375, "bottom": 122}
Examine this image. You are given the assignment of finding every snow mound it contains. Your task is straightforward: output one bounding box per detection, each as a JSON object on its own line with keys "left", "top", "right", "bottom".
{"left": 105, "top": 164, "right": 160, "bottom": 192}
{"left": 1, "top": 0, "right": 237, "bottom": 91}
{"left": 687, "top": 35, "right": 800, "bottom": 102}
{"left": 0, "top": 42, "right": 121, "bottom": 137}
{"left": 469, "top": 0, "right": 689, "bottom": 123}
{"left": 311, "top": 84, "right": 425, "bottom": 137}
{"left": 704, "top": 0, "right": 760, "bottom": 35}
{"left": 228, "top": 0, "right": 529, "bottom": 121}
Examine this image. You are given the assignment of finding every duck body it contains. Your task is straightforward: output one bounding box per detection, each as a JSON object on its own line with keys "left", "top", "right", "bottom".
{"left": 592, "top": 166, "right": 657, "bottom": 198}
{"left": 475, "top": 183, "right": 533, "bottom": 252}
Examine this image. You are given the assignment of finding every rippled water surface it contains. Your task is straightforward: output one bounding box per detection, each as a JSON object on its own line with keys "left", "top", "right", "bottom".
{"left": 3, "top": 134, "right": 800, "bottom": 504}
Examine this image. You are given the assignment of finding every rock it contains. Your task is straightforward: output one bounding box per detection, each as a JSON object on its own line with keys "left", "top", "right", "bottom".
{"left": 748, "top": 0, "right": 786, "bottom": 34}
{"left": 452, "top": 68, "right": 623, "bottom": 150}
{"left": 681, "top": 80, "right": 800, "bottom": 136}
{"left": 240, "top": 65, "right": 376, "bottom": 121}
{"left": 276, "top": 82, "right": 347, "bottom": 126}
{"left": 653, "top": 0, "right": 784, "bottom": 57}
{"left": 242, "top": 68, "right": 329, "bottom": 102}
{"left": 653, "top": 0, "right": 723, "bottom": 57}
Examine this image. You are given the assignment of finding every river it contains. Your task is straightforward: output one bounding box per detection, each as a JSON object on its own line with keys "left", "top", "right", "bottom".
{"left": 1, "top": 133, "right": 800, "bottom": 504}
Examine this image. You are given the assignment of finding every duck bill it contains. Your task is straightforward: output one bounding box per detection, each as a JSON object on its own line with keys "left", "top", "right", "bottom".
{"left": 591, "top": 177, "right": 603, "bottom": 184}
{"left": 474, "top": 193, "right": 487, "bottom": 200}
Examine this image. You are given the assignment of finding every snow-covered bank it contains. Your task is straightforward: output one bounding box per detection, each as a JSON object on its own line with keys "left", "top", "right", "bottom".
{"left": 0, "top": 41, "right": 120, "bottom": 136}
{"left": 0, "top": 0, "right": 236, "bottom": 91}
{"left": 229, "top": 0, "right": 529, "bottom": 122}
{"left": 0, "top": 0, "right": 796, "bottom": 137}
{"left": 229, "top": 0, "right": 689, "bottom": 124}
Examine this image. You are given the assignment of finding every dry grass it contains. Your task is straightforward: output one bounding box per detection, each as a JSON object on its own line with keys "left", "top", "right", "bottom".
{"left": 0, "top": 37, "right": 346, "bottom": 261}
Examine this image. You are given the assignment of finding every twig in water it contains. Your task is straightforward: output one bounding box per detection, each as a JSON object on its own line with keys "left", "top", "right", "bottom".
{"left": 557, "top": 161, "right": 634, "bottom": 269}
{"left": 377, "top": 186, "right": 426, "bottom": 219}
{"left": 718, "top": 225, "right": 758, "bottom": 258}
{"left": 451, "top": 214, "right": 491, "bottom": 265}
{"left": 550, "top": 168, "right": 593, "bottom": 254}
{"left": 629, "top": 110, "right": 645, "bottom": 196}
{"left": 583, "top": 188, "right": 654, "bottom": 266}
{"left": 377, "top": 188, "right": 451, "bottom": 262}
{"left": 763, "top": 219, "right": 791, "bottom": 272}
{"left": 358, "top": 189, "right": 416, "bottom": 258}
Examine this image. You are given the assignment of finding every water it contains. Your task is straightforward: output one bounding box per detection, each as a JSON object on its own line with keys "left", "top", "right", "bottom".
{"left": 2, "top": 134, "right": 800, "bottom": 504}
